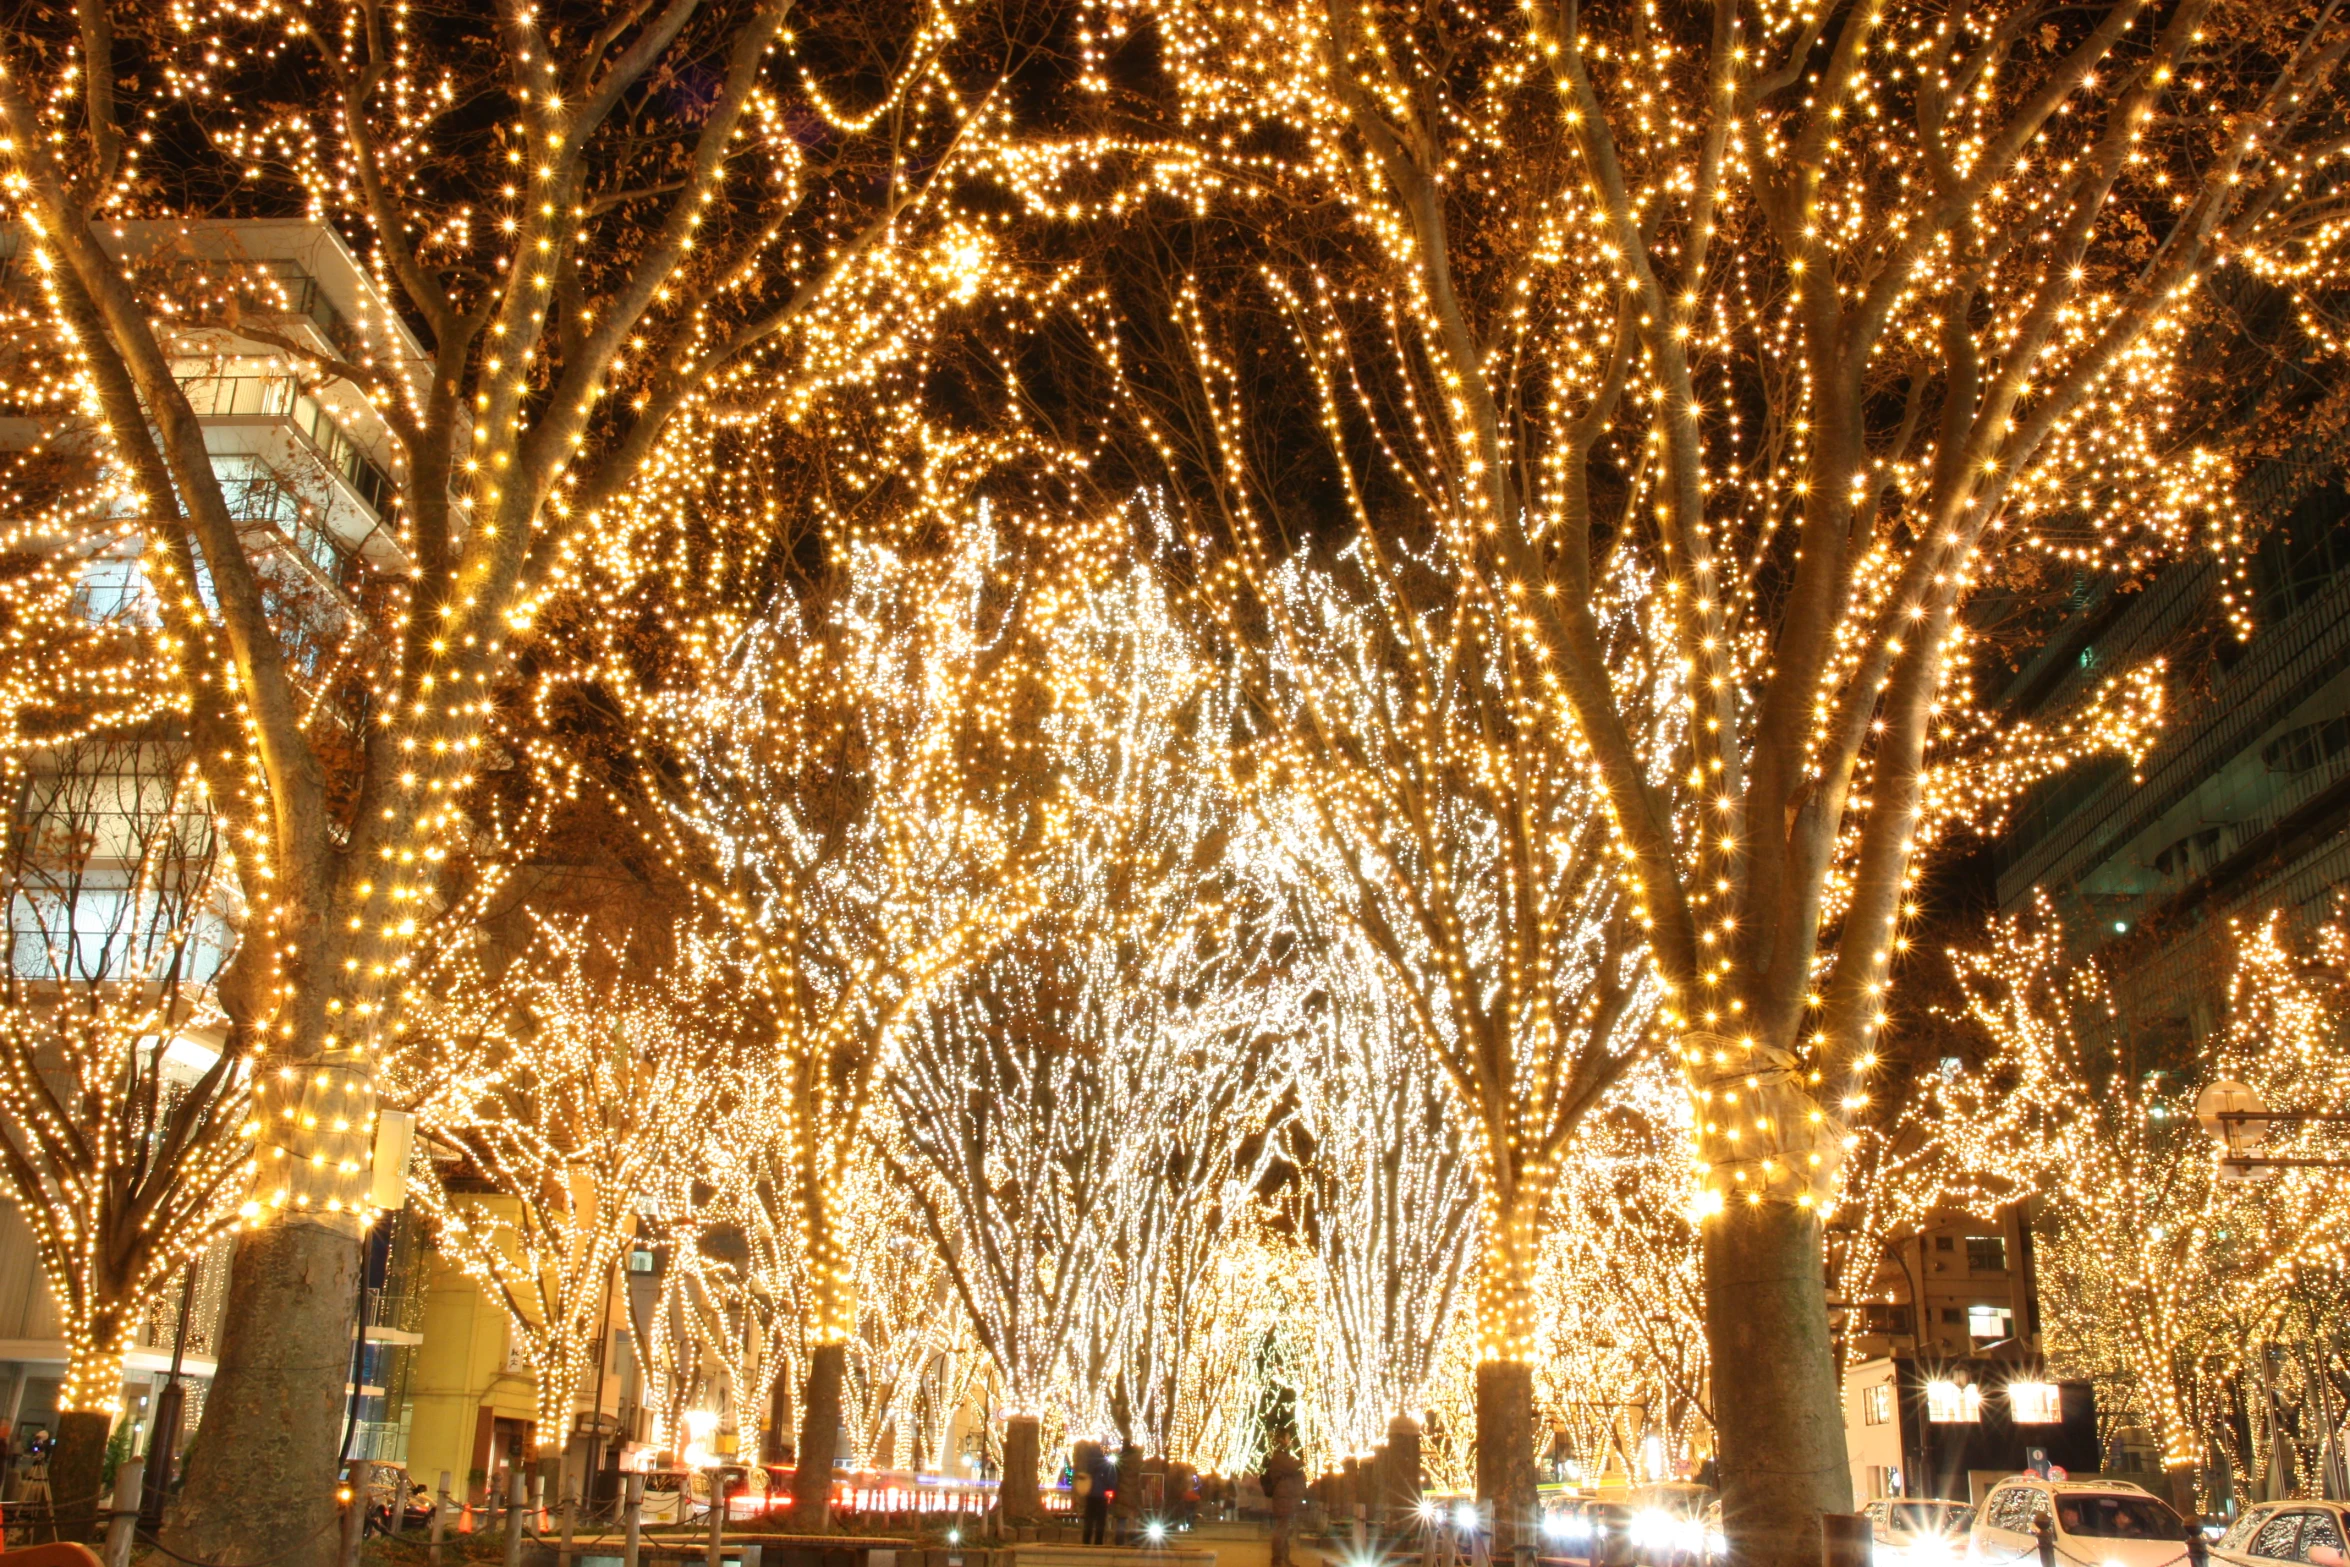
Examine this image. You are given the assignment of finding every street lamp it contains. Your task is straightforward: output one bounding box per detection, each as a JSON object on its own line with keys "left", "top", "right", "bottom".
{"left": 2193, "top": 1081, "right": 2350, "bottom": 1179}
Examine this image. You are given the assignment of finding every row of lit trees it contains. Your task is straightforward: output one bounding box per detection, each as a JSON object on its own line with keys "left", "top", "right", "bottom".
{"left": 1, "top": 401, "right": 2347, "bottom": 1542}
{"left": 5, "top": 0, "right": 2350, "bottom": 1551}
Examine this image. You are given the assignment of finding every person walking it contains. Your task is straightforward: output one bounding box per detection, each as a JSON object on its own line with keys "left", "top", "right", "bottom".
{"left": 1081, "top": 1445, "right": 1113, "bottom": 1546}
{"left": 1262, "top": 1437, "right": 1305, "bottom": 1567}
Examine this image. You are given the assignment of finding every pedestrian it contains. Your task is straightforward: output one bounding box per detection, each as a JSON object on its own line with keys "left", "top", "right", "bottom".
{"left": 1262, "top": 1437, "right": 1305, "bottom": 1567}
{"left": 1080, "top": 1446, "right": 1113, "bottom": 1546}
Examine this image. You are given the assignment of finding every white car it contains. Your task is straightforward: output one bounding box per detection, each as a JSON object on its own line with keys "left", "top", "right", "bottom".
{"left": 1970, "top": 1478, "right": 2191, "bottom": 1567}
{"left": 1867, "top": 1499, "right": 1976, "bottom": 1564}
{"left": 2212, "top": 1501, "right": 2350, "bottom": 1567}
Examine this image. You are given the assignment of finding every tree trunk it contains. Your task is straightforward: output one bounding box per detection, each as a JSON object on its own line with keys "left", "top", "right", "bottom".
{"left": 792, "top": 1341, "right": 846, "bottom": 1529}
{"left": 47, "top": 1409, "right": 113, "bottom": 1543}
{"left": 767, "top": 1377, "right": 795, "bottom": 1465}
{"left": 1474, "top": 1360, "right": 1539, "bottom": 1558}
{"left": 1385, "top": 1414, "right": 1423, "bottom": 1531}
{"left": 1001, "top": 1414, "right": 1041, "bottom": 1525}
{"left": 167, "top": 1220, "right": 361, "bottom": 1567}
{"left": 1703, "top": 1201, "right": 1850, "bottom": 1567}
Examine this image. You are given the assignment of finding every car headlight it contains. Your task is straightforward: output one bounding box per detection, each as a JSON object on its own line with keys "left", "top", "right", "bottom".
{"left": 1632, "top": 1510, "right": 1673, "bottom": 1550}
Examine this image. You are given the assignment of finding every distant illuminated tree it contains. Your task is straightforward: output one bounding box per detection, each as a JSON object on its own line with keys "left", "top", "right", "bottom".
{"left": 1166, "top": 1213, "right": 1319, "bottom": 1476}
{"left": 1532, "top": 1063, "right": 1712, "bottom": 1484}
{"left": 401, "top": 917, "right": 731, "bottom": 1484}
{"left": 1079, "top": 876, "right": 1294, "bottom": 1462}
{"left": 617, "top": 511, "right": 1072, "bottom": 1523}
{"left": 889, "top": 929, "right": 1114, "bottom": 1504}
{"left": 681, "top": 1144, "right": 812, "bottom": 1463}
{"left": 839, "top": 1148, "right": 960, "bottom": 1470}
{"left": 0, "top": 733, "right": 247, "bottom": 1534}
{"left": 888, "top": 555, "right": 1284, "bottom": 1495}
{"left": 1926, "top": 901, "right": 2350, "bottom": 1509}
{"left": 1191, "top": 518, "right": 1668, "bottom": 1534}
{"left": 1287, "top": 935, "right": 1478, "bottom": 1465}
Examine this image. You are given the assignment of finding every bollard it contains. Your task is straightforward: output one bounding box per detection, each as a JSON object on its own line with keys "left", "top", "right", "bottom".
{"left": 1822, "top": 1512, "right": 1873, "bottom": 1567}
{"left": 430, "top": 1471, "right": 452, "bottom": 1567}
{"left": 103, "top": 1459, "right": 144, "bottom": 1567}
{"left": 705, "top": 1479, "right": 727, "bottom": 1567}
{"left": 559, "top": 1481, "right": 578, "bottom": 1567}
{"left": 344, "top": 1461, "right": 375, "bottom": 1567}
{"left": 504, "top": 1467, "right": 527, "bottom": 1567}
{"left": 622, "top": 1474, "right": 645, "bottom": 1567}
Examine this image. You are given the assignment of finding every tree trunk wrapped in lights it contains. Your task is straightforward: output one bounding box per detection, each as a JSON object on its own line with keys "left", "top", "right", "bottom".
{"left": 401, "top": 917, "right": 734, "bottom": 1479}
{"left": 0, "top": 734, "right": 251, "bottom": 1540}
{"left": 1921, "top": 902, "right": 2350, "bottom": 1512}
{"left": 1005, "top": 0, "right": 2342, "bottom": 1543}
{"left": 0, "top": 0, "right": 1042, "bottom": 1547}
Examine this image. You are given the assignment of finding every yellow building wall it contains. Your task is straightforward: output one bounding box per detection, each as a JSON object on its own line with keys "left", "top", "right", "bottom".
{"left": 405, "top": 1199, "right": 539, "bottom": 1501}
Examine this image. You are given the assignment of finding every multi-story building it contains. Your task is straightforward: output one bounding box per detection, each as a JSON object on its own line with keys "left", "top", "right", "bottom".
{"left": 1838, "top": 1211, "right": 2105, "bottom": 1502}
{"left": 1991, "top": 461, "right": 2350, "bottom": 1032}
{"left": 1842, "top": 1208, "right": 2044, "bottom": 1365}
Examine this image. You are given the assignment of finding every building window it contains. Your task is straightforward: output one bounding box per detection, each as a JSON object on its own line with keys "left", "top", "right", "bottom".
{"left": 2009, "top": 1382, "right": 2062, "bottom": 1425}
{"left": 1934, "top": 1235, "right": 1955, "bottom": 1252}
{"left": 1862, "top": 1303, "right": 1914, "bottom": 1336}
{"left": 1966, "top": 1235, "right": 2008, "bottom": 1272}
{"left": 1969, "top": 1304, "right": 2016, "bottom": 1342}
{"left": 1863, "top": 1384, "right": 1894, "bottom": 1426}
{"left": 1942, "top": 1307, "right": 1964, "bottom": 1325}
{"left": 1926, "top": 1380, "right": 1982, "bottom": 1424}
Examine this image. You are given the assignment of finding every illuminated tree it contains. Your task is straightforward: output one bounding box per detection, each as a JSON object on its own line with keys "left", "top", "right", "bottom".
{"left": 886, "top": 552, "right": 1287, "bottom": 1498}
{"left": 614, "top": 507, "right": 1073, "bottom": 1523}
{"left": 683, "top": 1144, "right": 813, "bottom": 1463}
{"left": 1077, "top": 856, "right": 1294, "bottom": 1465}
{"left": 1186, "top": 515, "right": 1666, "bottom": 1539}
{"left": 1287, "top": 935, "right": 1478, "bottom": 1466}
{"left": 1165, "top": 1210, "right": 1318, "bottom": 1476}
{"left": 1531, "top": 1063, "right": 1712, "bottom": 1486}
{"left": 1926, "top": 901, "right": 2350, "bottom": 1509}
{"left": 889, "top": 928, "right": 1115, "bottom": 1504}
{"left": 0, "top": 0, "right": 1037, "bottom": 1544}
{"left": 997, "top": 0, "right": 2338, "bottom": 1541}
{"left": 839, "top": 1148, "right": 959, "bottom": 1470}
{"left": 401, "top": 916, "right": 732, "bottom": 1485}
{"left": 0, "top": 732, "right": 249, "bottom": 1536}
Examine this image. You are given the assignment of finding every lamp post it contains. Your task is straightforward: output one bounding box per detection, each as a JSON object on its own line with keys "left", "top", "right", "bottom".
{"left": 2194, "top": 1082, "right": 2350, "bottom": 1178}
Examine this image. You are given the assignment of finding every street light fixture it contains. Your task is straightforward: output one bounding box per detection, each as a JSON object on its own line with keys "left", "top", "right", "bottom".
{"left": 2193, "top": 1081, "right": 2350, "bottom": 1180}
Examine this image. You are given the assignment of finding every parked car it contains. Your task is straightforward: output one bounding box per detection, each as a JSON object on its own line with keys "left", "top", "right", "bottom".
{"left": 2212, "top": 1501, "right": 2350, "bottom": 1567}
{"left": 1970, "top": 1478, "right": 2190, "bottom": 1567}
{"left": 1865, "top": 1499, "right": 1976, "bottom": 1565}
{"left": 637, "top": 1469, "right": 694, "bottom": 1526}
